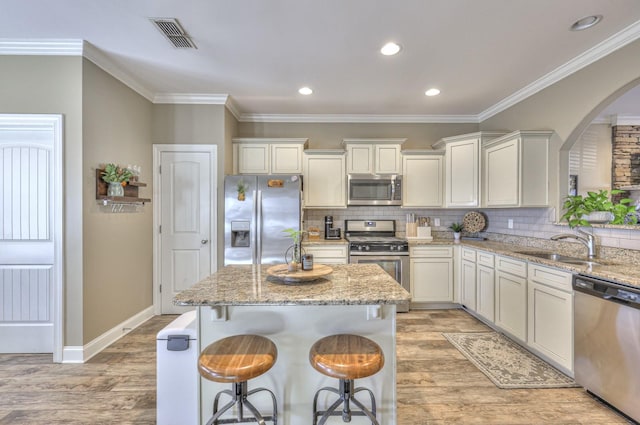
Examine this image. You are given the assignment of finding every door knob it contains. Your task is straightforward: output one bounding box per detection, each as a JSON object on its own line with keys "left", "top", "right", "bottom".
{"left": 201, "top": 239, "right": 209, "bottom": 244}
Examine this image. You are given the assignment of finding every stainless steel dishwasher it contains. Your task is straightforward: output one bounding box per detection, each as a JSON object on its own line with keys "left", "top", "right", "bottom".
{"left": 573, "top": 274, "right": 640, "bottom": 423}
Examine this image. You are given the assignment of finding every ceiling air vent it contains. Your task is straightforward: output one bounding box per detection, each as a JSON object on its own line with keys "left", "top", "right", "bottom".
{"left": 150, "top": 18, "right": 197, "bottom": 49}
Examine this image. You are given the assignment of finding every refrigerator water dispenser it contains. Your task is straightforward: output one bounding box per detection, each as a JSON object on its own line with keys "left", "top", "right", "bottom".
{"left": 231, "top": 220, "right": 250, "bottom": 247}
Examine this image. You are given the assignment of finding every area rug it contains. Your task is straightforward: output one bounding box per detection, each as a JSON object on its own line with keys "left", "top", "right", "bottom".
{"left": 442, "top": 332, "right": 578, "bottom": 389}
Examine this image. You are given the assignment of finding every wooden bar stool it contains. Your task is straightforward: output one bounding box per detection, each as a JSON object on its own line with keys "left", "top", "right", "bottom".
{"left": 309, "top": 334, "right": 385, "bottom": 425}
{"left": 198, "top": 334, "right": 278, "bottom": 425}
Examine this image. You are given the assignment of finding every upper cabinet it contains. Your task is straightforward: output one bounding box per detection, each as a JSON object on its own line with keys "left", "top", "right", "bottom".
{"left": 233, "top": 138, "right": 308, "bottom": 175}
{"left": 482, "top": 131, "right": 552, "bottom": 208}
{"left": 401, "top": 150, "right": 444, "bottom": 208}
{"left": 342, "top": 138, "right": 405, "bottom": 174}
{"left": 303, "top": 150, "right": 347, "bottom": 208}
{"left": 433, "top": 132, "right": 505, "bottom": 208}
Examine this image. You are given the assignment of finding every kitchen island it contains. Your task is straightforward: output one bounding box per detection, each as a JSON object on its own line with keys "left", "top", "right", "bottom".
{"left": 174, "top": 263, "right": 410, "bottom": 425}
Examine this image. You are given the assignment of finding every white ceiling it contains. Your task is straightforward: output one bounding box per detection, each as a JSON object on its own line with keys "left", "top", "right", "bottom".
{"left": 2, "top": 0, "right": 640, "bottom": 122}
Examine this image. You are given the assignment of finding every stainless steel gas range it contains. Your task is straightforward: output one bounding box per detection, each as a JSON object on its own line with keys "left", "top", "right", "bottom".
{"left": 345, "top": 220, "right": 410, "bottom": 312}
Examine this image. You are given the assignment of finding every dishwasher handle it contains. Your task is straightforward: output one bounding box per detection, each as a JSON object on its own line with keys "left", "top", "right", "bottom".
{"left": 574, "top": 274, "right": 640, "bottom": 310}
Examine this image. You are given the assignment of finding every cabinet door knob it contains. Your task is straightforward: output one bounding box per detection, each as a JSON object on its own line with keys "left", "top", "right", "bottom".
{"left": 201, "top": 239, "right": 209, "bottom": 244}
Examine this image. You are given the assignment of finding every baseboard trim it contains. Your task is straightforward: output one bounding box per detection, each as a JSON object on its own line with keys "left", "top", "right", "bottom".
{"left": 62, "top": 306, "right": 155, "bottom": 363}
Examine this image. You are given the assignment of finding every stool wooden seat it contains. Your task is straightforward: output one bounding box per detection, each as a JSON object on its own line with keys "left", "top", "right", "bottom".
{"left": 309, "top": 334, "right": 384, "bottom": 425}
{"left": 198, "top": 335, "right": 278, "bottom": 425}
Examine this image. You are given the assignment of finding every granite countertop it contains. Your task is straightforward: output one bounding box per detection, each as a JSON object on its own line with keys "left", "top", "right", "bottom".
{"left": 174, "top": 263, "right": 411, "bottom": 306}
{"left": 302, "top": 238, "right": 348, "bottom": 246}
{"left": 459, "top": 240, "right": 640, "bottom": 288}
{"left": 408, "top": 238, "right": 640, "bottom": 288}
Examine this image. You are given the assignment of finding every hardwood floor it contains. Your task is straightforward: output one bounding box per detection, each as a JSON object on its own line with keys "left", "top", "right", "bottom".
{"left": 0, "top": 309, "right": 631, "bottom": 424}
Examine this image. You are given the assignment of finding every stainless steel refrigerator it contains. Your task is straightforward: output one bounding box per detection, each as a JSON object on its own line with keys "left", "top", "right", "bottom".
{"left": 224, "top": 175, "right": 302, "bottom": 265}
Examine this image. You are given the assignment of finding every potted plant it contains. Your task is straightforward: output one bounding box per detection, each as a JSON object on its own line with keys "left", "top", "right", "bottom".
{"left": 449, "top": 222, "right": 464, "bottom": 241}
{"left": 561, "top": 189, "right": 637, "bottom": 228}
{"left": 237, "top": 180, "right": 248, "bottom": 201}
{"left": 283, "top": 228, "right": 305, "bottom": 270}
{"left": 101, "top": 163, "right": 133, "bottom": 197}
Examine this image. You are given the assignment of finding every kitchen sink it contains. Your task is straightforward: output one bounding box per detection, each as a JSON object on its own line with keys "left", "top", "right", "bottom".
{"left": 513, "top": 251, "right": 614, "bottom": 266}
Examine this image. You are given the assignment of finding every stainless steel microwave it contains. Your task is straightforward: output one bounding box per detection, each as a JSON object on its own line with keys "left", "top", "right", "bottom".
{"left": 348, "top": 175, "right": 402, "bottom": 206}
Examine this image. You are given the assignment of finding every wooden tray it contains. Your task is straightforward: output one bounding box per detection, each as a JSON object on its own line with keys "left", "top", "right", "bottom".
{"left": 266, "top": 264, "right": 333, "bottom": 283}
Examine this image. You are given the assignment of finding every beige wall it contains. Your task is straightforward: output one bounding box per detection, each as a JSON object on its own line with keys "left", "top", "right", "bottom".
{"left": 238, "top": 122, "right": 479, "bottom": 149}
{"left": 152, "top": 103, "right": 229, "bottom": 268}
{"left": 82, "top": 59, "right": 154, "bottom": 342}
{"left": 0, "top": 55, "right": 85, "bottom": 346}
{"left": 480, "top": 38, "right": 640, "bottom": 215}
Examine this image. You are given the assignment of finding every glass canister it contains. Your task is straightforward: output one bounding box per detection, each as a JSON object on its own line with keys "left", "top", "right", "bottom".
{"left": 301, "top": 254, "right": 314, "bottom": 270}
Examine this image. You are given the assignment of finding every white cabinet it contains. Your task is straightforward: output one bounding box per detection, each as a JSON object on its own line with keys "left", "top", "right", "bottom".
{"left": 475, "top": 251, "right": 495, "bottom": 322}
{"left": 233, "top": 138, "right": 308, "bottom": 175}
{"left": 527, "top": 264, "right": 573, "bottom": 373}
{"left": 494, "top": 255, "right": 527, "bottom": 342}
{"left": 302, "top": 244, "right": 348, "bottom": 264}
{"left": 410, "top": 246, "right": 453, "bottom": 304}
{"left": 303, "top": 150, "right": 346, "bottom": 208}
{"left": 343, "top": 139, "right": 405, "bottom": 174}
{"left": 460, "top": 248, "right": 477, "bottom": 310}
{"left": 433, "top": 132, "right": 505, "bottom": 207}
{"left": 401, "top": 151, "right": 444, "bottom": 208}
{"left": 482, "top": 130, "right": 552, "bottom": 207}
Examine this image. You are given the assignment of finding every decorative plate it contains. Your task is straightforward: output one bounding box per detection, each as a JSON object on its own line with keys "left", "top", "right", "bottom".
{"left": 462, "top": 211, "right": 487, "bottom": 233}
{"left": 266, "top": 264, "right": 333, "bottom": 284}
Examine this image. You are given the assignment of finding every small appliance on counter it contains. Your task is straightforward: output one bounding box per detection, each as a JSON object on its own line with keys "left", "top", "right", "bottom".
{"left": 324, "top": 215, "right": 342, "bottom": 240}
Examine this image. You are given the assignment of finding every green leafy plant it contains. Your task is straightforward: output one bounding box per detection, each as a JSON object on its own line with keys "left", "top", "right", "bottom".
{"left": 282, "top": 228, "right": 304, "bottom": 245}
{"left": 449, "top": 222, "right": 464, "bottom": 232}
{"left": 561, "top": 189, "right": 637, "bottom": 228}
{"left": 101, "top": 163, "right": 132, "bottom": 184}
{"left": 237, "top": 180, "right": 248, "bottom": 195}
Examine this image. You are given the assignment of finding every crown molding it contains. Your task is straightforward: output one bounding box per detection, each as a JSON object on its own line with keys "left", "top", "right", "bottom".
{"left": 82, "top": 41, "right": 155, "bottom": 101}
{"left": 612, "top": 114, "right": 640, "bottom": 126}
{"left": 153, "top": 93, "right": 229, "bottom": 104}
{"left": 237, "top": 113, "right": 480, "bottom": 123}
{"left": 0, "top": 39, "right": 83, "bottom": 55}
{"left": 479, "top": 19, "right": 640, "bottom": 122}
{"left": 224, "top": 97, "right": 242, "bottom": 121}
{"left": 591, "top": 116, "right": 613, "bottom": 125}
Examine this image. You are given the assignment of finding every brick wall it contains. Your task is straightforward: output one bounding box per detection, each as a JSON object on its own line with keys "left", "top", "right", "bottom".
{"left": 612, "top": 125, "right": 640, "bottom": 202}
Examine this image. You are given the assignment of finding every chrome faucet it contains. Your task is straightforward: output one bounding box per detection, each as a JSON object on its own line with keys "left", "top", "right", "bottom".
{"left": 550, "top": 228, "right": 596, "bottom": 259}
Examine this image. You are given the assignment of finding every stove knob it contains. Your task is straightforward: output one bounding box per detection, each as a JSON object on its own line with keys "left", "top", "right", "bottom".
{"left": 364, "top": 245, "right": 370, "bottom": 251}
{"left": 357, "top": 245, "right": 363, "bottom": 251}
{"left": 390, "top": 245, "right": 396, "bottom": 251}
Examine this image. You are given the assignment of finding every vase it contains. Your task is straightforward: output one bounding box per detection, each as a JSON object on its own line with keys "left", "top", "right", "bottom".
{"left": 582, "top": 211, "right": 614, "bottom": 224}
{"left": 453, "top": 232, "right": 461, "bottom": 242}
{"left": 107, "top": 181, "right": 124, "bottom": 197}
{"left": 285, "top": 243, "right": 304, "bottom": 265}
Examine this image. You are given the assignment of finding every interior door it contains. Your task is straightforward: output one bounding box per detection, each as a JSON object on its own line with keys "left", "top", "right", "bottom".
{"left": 158, "top": 148, "right": 216, "bottom": 314}
{"left": 0, "top": 117, "right": 58, "bottom": 353}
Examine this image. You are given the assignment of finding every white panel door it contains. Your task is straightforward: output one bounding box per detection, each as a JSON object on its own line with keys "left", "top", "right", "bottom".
{"left": 159, "top": 150, "right": 215, "bottom": 314}
{"left": 0, "top": 120, "right": 57, "bottom": 353}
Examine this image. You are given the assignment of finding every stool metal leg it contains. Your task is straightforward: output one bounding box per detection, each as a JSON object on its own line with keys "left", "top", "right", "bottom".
{"left": 313, "top": 379, "right": 380, "bottom": 425}
{"left": 205, "top": 381, "right": 277, "bottom": 425}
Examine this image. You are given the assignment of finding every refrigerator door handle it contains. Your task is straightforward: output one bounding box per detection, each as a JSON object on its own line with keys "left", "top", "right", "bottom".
{"left": 256, "top": 190, "right": 263, "bottom": 264}
{"left": 251, "top": 190, "right": 258, "bottom": 264}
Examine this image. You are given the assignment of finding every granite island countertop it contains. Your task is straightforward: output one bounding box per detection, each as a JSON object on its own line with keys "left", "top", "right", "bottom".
{"left": 174, "top": 263, "right": 411, "bottom": 306}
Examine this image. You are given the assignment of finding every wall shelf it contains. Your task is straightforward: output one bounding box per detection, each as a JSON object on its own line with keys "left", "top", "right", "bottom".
{"left": 95, "top": 169, "right": 151, "bottom": 206}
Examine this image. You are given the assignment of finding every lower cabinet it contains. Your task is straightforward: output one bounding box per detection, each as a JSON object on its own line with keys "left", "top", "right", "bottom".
{"left": 495, "top": 258, "right": 527, "bottom": 343}
{"left": 460, "top": 259, "right": 477, "bottom": 311}
{"left": 527, "top": 264, "right": 574, "bottom": 373}
{"left": 410, "top": 246, "right": 454, "bottom": 303}
{"left": 476, "top": 264, "right": 495, "bottom": 322}
{"left": 302, "top": 244, "right": 348, "bottom": 264}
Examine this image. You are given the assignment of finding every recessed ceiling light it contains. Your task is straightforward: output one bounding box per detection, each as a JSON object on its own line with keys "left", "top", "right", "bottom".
{"left": 298, "top": 87, "right": 313, "bottom": 95}
{"left": 570, "top": 15, "right": 602, "bottom": 31}
{"left": 425, "top": 88, "right": 441, "bottom": 97}
{"left": 380, "top": 42, "right": 401, "bottom": 56}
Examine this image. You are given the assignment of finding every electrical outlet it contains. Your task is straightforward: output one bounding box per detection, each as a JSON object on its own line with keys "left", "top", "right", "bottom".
{"left": 508, "top": 219, "right": 514, "bottom": 229}
{"left": 434, "top": 218, "right": 441, "bottom": 227}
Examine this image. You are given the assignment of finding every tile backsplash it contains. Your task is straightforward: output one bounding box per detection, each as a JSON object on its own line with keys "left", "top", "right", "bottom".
{"left": 304, "top": 206, "right": 640, "bottom": 251}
